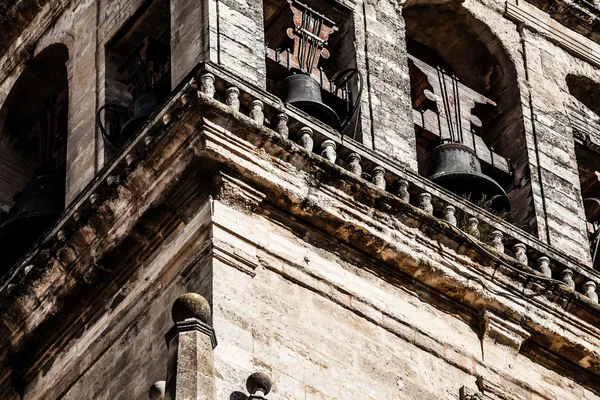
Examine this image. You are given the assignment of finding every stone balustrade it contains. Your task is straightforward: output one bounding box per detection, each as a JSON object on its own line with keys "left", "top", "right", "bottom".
{"left": 3, "top": 61, "right": 599, "bottom": 324}
{"left": 188, "top": 65, "right": 600, "bottom": 306}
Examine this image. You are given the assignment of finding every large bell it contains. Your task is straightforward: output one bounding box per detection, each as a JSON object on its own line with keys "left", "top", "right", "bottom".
{"left": 0, "top": 173, "right": 65, "bottom": 273}
{"left": 427, "top": 143, "right": 510, "bottom": 213}
{"left": 282, "top": 74, "right": 341, "bottom": 129}
{"left": 119, "top": 91, "right": 160, "bottom": 144}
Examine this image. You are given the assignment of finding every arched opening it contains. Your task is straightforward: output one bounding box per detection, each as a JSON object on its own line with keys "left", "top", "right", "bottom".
{"left": 100, "top": 0, "right": 171, "bottom": 163}
{"left": 0, "top": 43, "right": 69, "bottom": 273}
{"left": 263, "top": 0, "right": 362, "bottom": 136}
{"left": 404, "top": 3, "right": 534, "bottom": 231}
{"left": 567, "top": 74, "right": 600, "bottom": 268}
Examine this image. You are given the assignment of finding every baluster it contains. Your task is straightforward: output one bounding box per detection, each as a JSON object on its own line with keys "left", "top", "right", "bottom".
{"left": 346, "top": 153, "right": 362, "bottom": 176}
{"left": 200, "top": 73, "right": 216, "bottom": 97}
{"left": 249, "top": 100, "right": 265, "bottom": 125}
{"left": 297, "top": 127, "right": 314, "bottom": 151}
{"left": 584, "top": 281, "right": 598, "bottom": 302}
{"left": 372, "top": 166, "right": 386, "bottom": 190}
{"left": 418, "top": 193, "right": 433, "bottom": 214}
{"left": 107, "top": 175, "right": 120, "bottom": 187}
{"left": 90, "top": 194, "right": 101, "bottom": 209}
{"left": 466, "top": 217, "right": 479, "bottom": 238}
{"left": 180, "top": 92, "right": 193, "bottom": 106}
{"left": 537, "top": 256, "right": 552, "bottom": 278}
{"left": 144, "top": 135, "right": 154, "bottom": 146}
{"left": 560, "top": 269, "right": 575, "bottom": 289}
{"left": 226, "top": 86, "right": 240, "bottom": 112}
{"left": 488, "top": 230, "right": 504, "bottom": 253}
{"left": 444, "top": 205, "right": 457, "bottom": 226}
{"left": 513, "top": 243, "right": 528, "bottom": 265}
{"left": 126, "top": 153, "right": 137, "bottom": 166}
{"left": 397, "top": 179, "right": 410, "bottom": 203}
{"left": 320, "top": 140, "right": 337, "bottom": 163}
{"left": 275, "top": 113, "right": 289, "bottom": 140}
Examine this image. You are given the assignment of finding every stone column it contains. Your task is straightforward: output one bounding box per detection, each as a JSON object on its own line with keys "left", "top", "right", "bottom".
{"left": 357, "top": 0, "right": 417, "bottom": 170}
{"left": 164, "top": 293, "right": 217, "bottom": 400}
{"left": 170, "top": 0, "right": 267, "bottom": 88}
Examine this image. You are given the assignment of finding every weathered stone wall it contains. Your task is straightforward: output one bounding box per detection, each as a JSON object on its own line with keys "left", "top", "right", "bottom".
{"left": 21, "top": 198, "right": 600, "bottom": 400}
{"left": 1, "top": 0, "right": 600, "bottom": 398}
{"left": 0, "top": 0, "right": 598, "bottom": 262}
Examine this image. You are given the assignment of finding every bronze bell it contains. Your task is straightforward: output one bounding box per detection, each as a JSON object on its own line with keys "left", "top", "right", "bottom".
{"left": 427, "top": 143, "right": 510, "bottom": 212}
{"left": 282, "top": 73, "right": 341, "bottom": 129}
{"left": 119, "top": 91, "right": 160, "bottom": 143}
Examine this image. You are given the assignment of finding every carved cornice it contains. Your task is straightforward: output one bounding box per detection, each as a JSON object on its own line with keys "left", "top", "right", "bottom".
{"left": 505, "top": 0, "right": 600, "bottom": 68}
{"left": 1, "top": 63, "right": 600, "bottom": 394}
{"left": 165, "top": 319, "right": 218, "bottom": 349}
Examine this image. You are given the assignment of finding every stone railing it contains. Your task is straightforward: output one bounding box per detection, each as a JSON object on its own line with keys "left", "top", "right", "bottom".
{"left": 191, "top": 63, "right": 600, "bottom": 305}
{"left": 3, "top": 61, "right": 599, "bottom": 310}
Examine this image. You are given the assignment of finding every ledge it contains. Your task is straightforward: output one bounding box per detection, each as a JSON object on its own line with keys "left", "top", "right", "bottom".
{"left": 0, "top": 61, "right": 600, "bottom": 391}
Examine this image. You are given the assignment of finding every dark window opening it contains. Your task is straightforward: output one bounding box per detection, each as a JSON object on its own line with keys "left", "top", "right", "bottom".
{"left": 0, "top": 43, "right": 69, "bottom": 273}
{"left": 99, "top": 0, "right": 171, "bottom": 163}
{"left": 568, "top": 74, "right": 600, "bottom": 268}
{"left": 264, "top": 0, "right": 362, "bottom": 137}
{"left": 404, "top": 4, "right": 534, "bottom": 231}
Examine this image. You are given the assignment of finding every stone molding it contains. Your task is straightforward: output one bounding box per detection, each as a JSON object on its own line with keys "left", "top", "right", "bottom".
{"left": 505, "top": 0, "right": 600, "bottom": 68}
{"left": 480, "top": 308, "right": 531, "bottom": 353}
{"left": 165, "top": 319, "right": 218, "bottom": 349}
{"left": 2, "top": 63, "right": 600, "bottom": 393}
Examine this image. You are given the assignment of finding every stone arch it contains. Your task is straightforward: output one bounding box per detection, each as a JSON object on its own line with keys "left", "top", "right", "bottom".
{"left": 0, "top": 42, "right": 69, "bottom": 273}
{"left": 403, "top": 1, "right": 533, "bottom": 229}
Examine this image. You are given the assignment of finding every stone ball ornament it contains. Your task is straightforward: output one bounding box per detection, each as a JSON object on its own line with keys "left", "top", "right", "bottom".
{"left": 148, "top": 380, "right": 166, "bottom": 400}
{"left": 171, "top": 293, "right": 211, "bottom": 323}
{"left": 246, "top": 371, "right": 272, "bottom": 396}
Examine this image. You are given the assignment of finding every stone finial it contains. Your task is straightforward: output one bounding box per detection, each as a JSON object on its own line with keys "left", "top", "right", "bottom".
{"left": 418, "top": 193, "right": 433, "bottom": 214}
{"left": 320, "top": 140, "right": 337, "bottom": 163}
{"left": 346, "top": 153, "right": 362, "bottom": 176}
{"left": 466, "top": 217, "right": 479, "bottom": 238}
{"left": 275, "top": 113, "right": 289, "bottom": 140}
{"left": 372, "top": 166, "right": 386, "bottom": 189}
{"left": 513, "top": 243, "right": 528, "bottom": 265}
{"left": 444, "top": 205, "right": 457, "bottom": 226}
{"left": 171, "top": 293, "right": 211, "bottom": 324}
{"left": 560, "top": 269, "right": 575, "bottom": 289}
{"left": 397, "top": 179, "right": 410, "bottom": 203}
{"left": 488, "top": 230, "right": 504, "bottom": 253}
{"left": 246, "top": 372, "right": 272, "bottom": 396}
{"left": 200, "top": 73, "right": 216, "bottom": 97}
{"left": 149, "top": 381, "right": 166, "bottom": 400}
{"left": 249, "top": 100, "right": 265, "bottom": 125}
{"left": 226, "top": 86, "right": 240, "bottom": 112}
{"left": 537, "top": 256, "right": 552, "bottom": 278}
{"left": 584, "top": 281, "right": 598, "bottom": 302}
{"left": 297, "top": 127, "right": 314, "bottom": 151}
{"left": 165, "top": 293, "right": 217, "bottom": 400}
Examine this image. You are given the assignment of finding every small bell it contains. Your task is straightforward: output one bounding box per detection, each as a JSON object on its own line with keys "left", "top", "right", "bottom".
{"left": 427, "top": 143, "right": 510, "bottom": 213}
{"left": 282, "top": 73, "right": 340, "bottom": 129}
{"left": 119, "top": 91, "right": 161, "bottom": 143}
